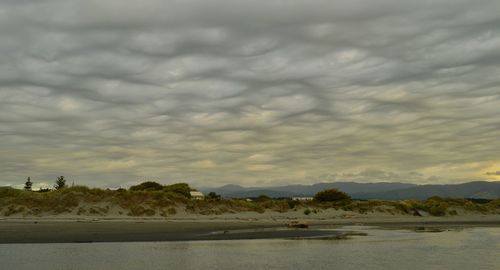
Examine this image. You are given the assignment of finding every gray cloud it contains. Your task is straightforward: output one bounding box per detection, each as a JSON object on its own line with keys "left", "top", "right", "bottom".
{"left": 1, "top": 0, "right": 500, "bottom": 188}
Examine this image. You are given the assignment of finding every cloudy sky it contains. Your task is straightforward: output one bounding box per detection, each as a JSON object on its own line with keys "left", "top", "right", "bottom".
{"left": 1, "top": 0, "right": 499, "bottom": 188}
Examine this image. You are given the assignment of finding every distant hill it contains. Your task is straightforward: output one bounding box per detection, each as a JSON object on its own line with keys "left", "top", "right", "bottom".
{"left": 202, "top": 182, "right": 416, "bottom": 198}
{"left": 352, "top": 181, "right": 500, "bottom": 200}
{"left": 222, "top": 189, "right": 298, "bottom": 198}
{"left": 269, "top": 182, "right": 416, "bottom": 196}
{"left": 201, "top": 181, "right": 500, "bottom": 199}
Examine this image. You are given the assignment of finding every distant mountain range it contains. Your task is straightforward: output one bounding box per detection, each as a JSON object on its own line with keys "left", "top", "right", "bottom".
{"left": 200, "top": 181, "right": 500, "bottom": 200}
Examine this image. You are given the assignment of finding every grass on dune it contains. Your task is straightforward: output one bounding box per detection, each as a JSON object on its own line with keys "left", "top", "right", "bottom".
{"left": 1, "top": 184, "right": 499, "bottom": 217}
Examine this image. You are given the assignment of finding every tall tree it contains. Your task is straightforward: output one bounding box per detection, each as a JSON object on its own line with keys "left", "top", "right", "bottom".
{"left": 54, "top": 176, "right": 66, "bottom": 190}
{"left": 24, "top": 177, "right": 33, "bottom": 191}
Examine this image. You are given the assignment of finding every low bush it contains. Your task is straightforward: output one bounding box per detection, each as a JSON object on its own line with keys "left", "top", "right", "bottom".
{"left": 129, "top": 181, "right": 163, "bottom": 191}
{"left": 163, "top": 183, "right": 192, "bottom": 198}
{"left": 314, "top": 189, "right": 351, "bottom": 202}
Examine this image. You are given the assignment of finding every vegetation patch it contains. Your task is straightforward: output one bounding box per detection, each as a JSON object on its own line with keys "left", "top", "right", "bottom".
{"left": 128, "top": 206, "right": 156, "bottom": 216}
{"left": 1, "top": 183, "right": 499, "bottom": 218}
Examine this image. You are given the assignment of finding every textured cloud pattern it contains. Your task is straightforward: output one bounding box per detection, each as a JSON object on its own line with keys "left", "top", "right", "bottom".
{"left": 1, "top": 0, "right": 499, "bottom": 187}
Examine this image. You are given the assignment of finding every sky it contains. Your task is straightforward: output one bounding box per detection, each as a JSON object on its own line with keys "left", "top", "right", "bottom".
{"left": 1, "top": 0, "right": 499, "bottom": 189}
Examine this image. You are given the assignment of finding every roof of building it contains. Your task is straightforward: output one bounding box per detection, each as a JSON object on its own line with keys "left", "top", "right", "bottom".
{"left": 190, "top": 191, "right": 204, "bottom": 197}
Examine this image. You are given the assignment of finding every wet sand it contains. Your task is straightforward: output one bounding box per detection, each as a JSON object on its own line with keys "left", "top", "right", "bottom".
{"left": 1, "top": 217, "right": 499, "bottom": 243}
{"left": 0, "top": 221, "right": 338, "bottom": 243}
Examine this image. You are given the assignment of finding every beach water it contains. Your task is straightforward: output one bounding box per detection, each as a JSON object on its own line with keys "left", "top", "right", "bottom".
{"left": 1, "top": 226, "right": 499, "bottom": 270}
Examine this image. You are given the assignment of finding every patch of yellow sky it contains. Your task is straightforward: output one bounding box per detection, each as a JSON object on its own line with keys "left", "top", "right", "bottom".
{"left": 31, "top": 145, "right": 499, "bottom": 183}
{"left": 422, "top": 161, "right": 500, "bottom": 182}
{"left": 481, "top": 162, "right": 500, "bottom": 181}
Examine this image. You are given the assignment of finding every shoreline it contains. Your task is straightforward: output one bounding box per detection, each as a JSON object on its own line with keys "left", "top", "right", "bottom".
{"left": 1, "top": 215, "right": 499, "bottom": 244}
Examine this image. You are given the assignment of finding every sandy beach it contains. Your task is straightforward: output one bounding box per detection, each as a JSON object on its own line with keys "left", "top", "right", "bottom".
{"left": 2, "top": 212, "right": 499, "bottom": 243}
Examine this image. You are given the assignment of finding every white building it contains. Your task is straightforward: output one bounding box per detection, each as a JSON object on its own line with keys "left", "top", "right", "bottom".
{"left": 291, "top": 197, "right": 314, "bottom": 201}
{"left": 190, "top": 191, "right": 205, "bottom": 200}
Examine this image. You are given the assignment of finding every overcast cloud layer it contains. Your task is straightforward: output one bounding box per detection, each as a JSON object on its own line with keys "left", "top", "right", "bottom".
{"left": 1, "top": 0, "right": 499, "bottom": 188}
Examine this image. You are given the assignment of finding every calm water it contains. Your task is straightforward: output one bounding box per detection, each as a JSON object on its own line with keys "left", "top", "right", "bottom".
{"left": 1, "top": 226, "right": 499, "bottom": 270}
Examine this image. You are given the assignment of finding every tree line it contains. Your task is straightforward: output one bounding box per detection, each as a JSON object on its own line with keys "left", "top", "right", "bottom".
{"left": 23, "top": 176, "right": 66, "bottom": 191}
{"left": 21, "top": 177, "right": 352, "bottom": 203}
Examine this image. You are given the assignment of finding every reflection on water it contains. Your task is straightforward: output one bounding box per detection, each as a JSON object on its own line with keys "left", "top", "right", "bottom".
{"left": 1, "top": 226, "right": 499, "bottom": 270}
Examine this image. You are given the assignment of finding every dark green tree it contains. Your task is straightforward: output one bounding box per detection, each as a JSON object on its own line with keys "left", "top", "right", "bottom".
{"left": 54, "top": 176, "right": 66, "bottom": 190}
{"left": 207, "top": 192, "right": 221, "bottom": 201}
{"left": 314, "top": 188, "right": 351, "bottom": 202}
{"left": 24, "top": 177, "right": 33, "bottom": 191}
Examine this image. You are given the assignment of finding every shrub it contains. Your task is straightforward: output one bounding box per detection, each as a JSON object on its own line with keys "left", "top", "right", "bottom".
{"left": 286, "top": 199, "right": 300, "bottom": 209}
{"left": 130, "top": 181, "right": 163, "bottom": 191}
{"left": 428, "top": 204, "right": 448, "bottom": 216}
{"left": 274, "top": 201, "right": 290, "bottom": 213}
{"left": 408, "top": 198, "right": 450, "bottom": 216}
{"left": 486, "top": 199, "right": 500, "bottom": 209}
{"left": 314, "top": 189, "right": 351, "bottom": 202}
{"left": 163, "top": 183, "right": 192, "bottom": 198}
{"left": 304, "top": 209, "right": 311, "bottom": 215}
{"left": 255, "top": 195, "right": 272, "bottom": 202}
